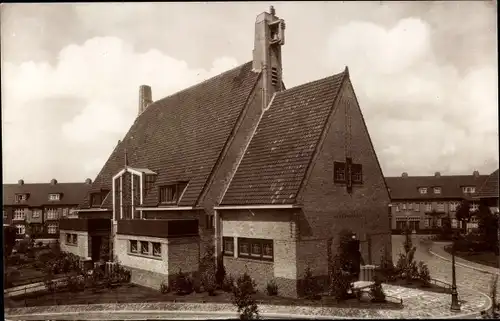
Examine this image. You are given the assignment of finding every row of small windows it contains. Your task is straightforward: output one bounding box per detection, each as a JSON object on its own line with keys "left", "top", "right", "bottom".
{"left": 15, "top": 193, "right": 61, "bottom": 203}
{"left": 418, "top": 186, "right": 476, "bottom": 195}
{"left": 129, "top": 240, "right": 162, "bottom": 258}
{"left": 14, "top": 224, "right": 58, "bottom": 235}
{"left": 395, "top": 202, "right": 479, "bottom": 212}
{"left": 223, "top": 237, "right": 274, "bottom": 262}
{"left": 10, "top": 207, "right": 77, "bottom": 220}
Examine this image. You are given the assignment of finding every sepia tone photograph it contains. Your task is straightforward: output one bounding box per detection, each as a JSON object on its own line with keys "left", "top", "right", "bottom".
{"left": 1, "top": 1, "right": 498, "bottom": 320}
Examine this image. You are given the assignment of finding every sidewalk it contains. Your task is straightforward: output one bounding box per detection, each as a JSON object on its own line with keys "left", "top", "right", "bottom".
{"left": 4, "top": 277, "right": 68, "bottom": 298}
{"left": 429, "top": 242, "right": 500, "bottom": 276}
{"left": 4, "top": 283, "right": 490, "bottom": 319}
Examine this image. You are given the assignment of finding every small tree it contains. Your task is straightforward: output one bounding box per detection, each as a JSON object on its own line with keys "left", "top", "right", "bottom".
{"left": 395, "top": 228, "right": 418, "bottom": 283}
{"left": 328, "top": 255, "right": 351, "bottom": 301}
{"left": 200, "top": 245, "right": 217, "bottom": 295}
{"left": 3, "top": 226, "right": 17, "bottom": 260}
{"left": 417, "top": 261, "right": 431, "bottom": 287}
{"left": 216, "top": 253, "right": 226, "bottom": 289}
{"left": 476, "top": 204, "right": 499, "bottom": 253}
{"left": 232, "top": 272, "right": 259, "bottom": 320}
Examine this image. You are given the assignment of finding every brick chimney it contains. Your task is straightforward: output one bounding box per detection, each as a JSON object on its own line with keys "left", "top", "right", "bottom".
{"left": 50, "top": 179, "right": 58, "bottom": 185}
{"left": 18, "top": 179, "right": 24, "bottom": 185}
{"left": 138, "top": 85, "right": 153, "bottom": 116}
{"left": 434, "top": 172, "right": 441, "bottom": 178}
{"left": 252, "top": 6, "right": 286, "bottom": 109}
{"left": 401, "top": 172, "right": 408, "bottom": 178}
{"left": 473, "top": 170, "right": 480, "bottom": 178}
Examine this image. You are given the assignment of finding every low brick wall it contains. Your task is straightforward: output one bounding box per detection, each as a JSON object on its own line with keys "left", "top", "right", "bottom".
{"left": 126, "top": 265, "right": 167, "bottom": 291}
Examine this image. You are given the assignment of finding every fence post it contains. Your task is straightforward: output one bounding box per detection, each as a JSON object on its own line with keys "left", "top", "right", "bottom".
{"left": 24, "top": 286, "right": 27, "bottom": 307}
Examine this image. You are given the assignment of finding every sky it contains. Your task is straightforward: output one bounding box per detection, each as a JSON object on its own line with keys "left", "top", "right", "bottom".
{"left": 1, "top": 1, "right": 498, "bottom": 184}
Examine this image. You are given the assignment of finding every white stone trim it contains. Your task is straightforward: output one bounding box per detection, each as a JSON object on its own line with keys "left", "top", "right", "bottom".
{"left": 214, "top": 204, "right": 299, "bottom": 210}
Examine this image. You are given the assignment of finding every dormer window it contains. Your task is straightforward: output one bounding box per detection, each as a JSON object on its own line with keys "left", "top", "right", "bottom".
{"left": 90, "top": 191, "right": 107, "bottom": 207}
{"left": 159, "top": 182, "right": 188, "bottom": 205}
{"left": 419, "top": 187, "right": 428, "bottom": 194}
{"left": 15, "top": 194, "right": 28, "bottom": 203}
{"left": 49, "top": 193, "right": 61, "bottom": 201}
{"left": 462, "top": 186, "right": 476, "bottom": 194}
{"left": 433, "top": 187, "right": 441, "bottom": 194}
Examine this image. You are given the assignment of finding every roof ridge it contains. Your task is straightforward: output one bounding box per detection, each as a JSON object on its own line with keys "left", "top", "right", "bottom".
{"left": 277, "top": 69, "right": 347, "bottom": 96}
{"left": 150, "top": 61, "right": 253, "bottom": 107}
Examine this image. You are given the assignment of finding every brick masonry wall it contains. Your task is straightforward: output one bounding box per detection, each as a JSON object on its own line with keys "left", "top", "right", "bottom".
{"left": 167, "top": 237, "right": 200, "bottom": 275}
{"left": 221, "top": 209, "right": 299, "bottom": 297}
{"left": 60, "top": 230, "right": 89, "bottom": 258}
{"left": 126, "top": 265, "right": 167, "bottom": 291}
{"left": 297, "top": 78, "right": 392, "bottom": 276}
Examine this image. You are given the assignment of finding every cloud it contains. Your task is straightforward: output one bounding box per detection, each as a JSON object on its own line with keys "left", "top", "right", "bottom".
{"left": 327, "top": 17, "right": 498, "bottom": 176}
{"left": 2, "top": 36, "right": 238, "bottom": 183}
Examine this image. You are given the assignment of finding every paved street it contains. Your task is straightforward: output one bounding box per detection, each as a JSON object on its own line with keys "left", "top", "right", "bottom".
{"left": 392, "top": 235, "right": 500, "bottom": 296}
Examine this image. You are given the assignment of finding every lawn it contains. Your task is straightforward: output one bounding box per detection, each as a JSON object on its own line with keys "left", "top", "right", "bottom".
{"left": 5, "top": 283, "right": 403, "bottom": 310}
{"left": 444, "top": 246, "right": 499, "bottom": 269}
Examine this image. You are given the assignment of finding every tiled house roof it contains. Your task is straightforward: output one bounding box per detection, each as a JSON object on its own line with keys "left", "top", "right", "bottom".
{"left": 3, "top": 182, "right": 92, "bottom": 207}
{"left": 221, "top": 70, "right": 347, "bottom": 205}
{"left": 385, "top": 174, "right": 488, "bottom": 201}
{"left": 476, "top": 169, "right": 499, "bottom": 199}
{"left": 81, "top": 61, "right": 261, "bottom": 209}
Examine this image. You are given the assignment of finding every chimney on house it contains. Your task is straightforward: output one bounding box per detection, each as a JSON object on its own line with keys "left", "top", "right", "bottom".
{"left": 138, "top": 85, "right": 153, "bottom": 116}
{"left": 18, "top": 179, "right": 24, "bottom": 185}
{"left": 473, "top": 170, "right": 480, "bottom": 177}
{"left": 401, "top": 172, "right": 408, "bottom": 178}
{"left": 50, "top": 179, "right": 58, "bottom": 185}
{"left": 252, "top": 6, "right": 286, "bottom": 109}
{"left": 85, "top": 178, "right": 92, "bottom": 184}
{"left": 434, "top": 172, "right": 441, "bottom": 178}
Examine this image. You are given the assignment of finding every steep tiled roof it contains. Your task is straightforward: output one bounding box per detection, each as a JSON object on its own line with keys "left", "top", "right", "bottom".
{"left": 81, "top": 62, "right": 261, "bottom": 209}
{"left": 476, "top": 169, "right": 499, "bottom": 199}
{"left": 221, "top": 70, "right": 346, "bottom": 205}
{"left": 385, "top": 174, "right": 488, "bottom": 200}
{"left": 3, "top": 182, "right": 92, "bottom": 207}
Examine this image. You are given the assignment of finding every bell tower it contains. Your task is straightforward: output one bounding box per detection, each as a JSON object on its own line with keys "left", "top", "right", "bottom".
{"left": 252, "top": 6, "right": 286, "bottom": 109}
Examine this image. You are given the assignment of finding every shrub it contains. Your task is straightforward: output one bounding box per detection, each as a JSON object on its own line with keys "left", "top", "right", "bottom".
{"left": 160, "top": 280, "right": 170, "bottom": 294}
{"left": 378, "top": 254, "right": 397, "bottom": 282}
{"left": 370, "top": 276, "right": 386, "bottom": 303}
{"left": 5, "top": 269, "right": 21, "bottom": 286}
{"left": 266, "top": 279, "right": 279, "bottom": 296}
{"left": 173, "top": 269, "right": 193, "bottom": 295}
{"left": 202, "top": 268, "right": 217, "bottom": 296}
{"left": 232, "top": 272, "right": 259, "bottom": 320}
{"left": 7, "top": 253, "right": 21, "bottom": 266}
{"left": 200, "top": 246, "right": 217, "bottom": 295}
{"left": 37, "top": 241, "right": 44, "bottom": 248}
{"left": 216, "top": 253, "right": 226, "bottom": 289}
{"left": 192, "top": 271, "right": 203, "bottom": 293}
{"left": 16, "top": 239, "right": 30, "bottom": 254}
{"left": 302, "top": 266, "right": 321, "bottom": 300}
{"left": 395, "top": 229, "right": 419, "bottom": 283}
{"left": 417, "top": 261, "right": 431, "bottom": 287}
{"left": 329, "top": 255, "right": 352, "bottom": 301}
{"left": 67, "top": 275, "right": 85, "bottom": 292}
{"left": 223, "top": 274, "right": 235, "bottom": 292}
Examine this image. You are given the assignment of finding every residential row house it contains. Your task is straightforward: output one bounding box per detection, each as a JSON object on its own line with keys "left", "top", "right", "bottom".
{"left": 59, "top": 6, "right": 392, "bottom": 298}
{"left": 386, "top": 171, "right": 489, "bottom": 233}
{"left": 3, "top": 178, "right": 92, "bottom": 240}
{"left": 475, "top": 169, "right": 499, "bottom": 214}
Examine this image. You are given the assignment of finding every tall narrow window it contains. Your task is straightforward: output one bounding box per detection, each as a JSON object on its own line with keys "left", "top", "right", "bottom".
{"left": 223, "top": 237, "right": 234, "bottom": 256}
{"left": 334, "top": 162, "right": 346, "bottom": 183}
{"left": 352, "top": 164, "right": 363, "bottom": 183}
{"left": 140, "top": 241, "right": 149, "bottom": 255}
{"left": 130, "top": 240, "right": 138, "bottom": 253}
{"left": 159, "top": 182, "right": 188, "bottom": 204}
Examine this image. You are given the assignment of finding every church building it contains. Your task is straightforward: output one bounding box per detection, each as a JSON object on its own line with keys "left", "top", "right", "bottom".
{"left": 59, "top": 6, "right": 392, "bottom": 297}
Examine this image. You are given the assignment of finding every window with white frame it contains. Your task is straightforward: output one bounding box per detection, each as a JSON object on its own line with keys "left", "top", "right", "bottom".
{"left": 470, "top": 203, "right": 479, "bottom": 212}
{"left": 47, "top": 224, "right": 57, "bottom": 234}
{"left": 128, "top": 240, "right": 161, "bottom": 258}
{"left": 395, "top": 204, "right": 400, "bottom": 212}
{"left": 141, "top": 241, "right": 149, "bottom": 255}
{"left": 425, "top": 203, "right": 432, "bottom": 212}
{"left": 437, "top": 202, "right": 445, "bottom": 212}
{"left": 238, "top": 238, "right": 273, "bottom": 261}
{"left": 152, "top": 242, "right": 161, "bottom": 257}
{"left": 462, "top": 186, "right": 476, "bottom": 194}
{"left": 408, "top": 203, "right": 413, "bottom": 211}
{"left": 424, "top": 218, "right": 430, "bottom": 227}
{"left": 451, "top": 219, "right": 458, "bottom": 228}
{"left": 433, "top": 187, "right": 442, "bottom": 194}
{"left": 3, "top": 210, "right": 7, "bottom": 220}
{"left": 69, "top": 208, "right": 78, "bottom": 216}
{"left": 16, "top": 224, "right": 25, "bottom": 235}
{"left": 46, "top": 208, "right": 58, "bottom": 220}
{"left": 14, "top": 208, "right": 26, "bottom": 220}
{"left": 205, "top": 214, "right": 214, "bottom": 230}
{"left": 449, "top": 202, "right": 459, "bottom": 212}
{"left": 419, "top": 187, "right": 428, "bottom": 194}
{"left": 66, "top": 233, "right": 77, "bottom": 245}
{"left": 32, "top": 209, "right": 42, "bottom": 218}
{"left": 15, "top": 194, "right": 28, "bottom": 203}
{"left": 62, "top": 208, "right": 69, "bottom": 216}
{"left": 223, "top": 237, "right": 234, "bottom": 256}
{"left": 414, "top": 203, "right": 420, "bottom": 211}
{"left": 436, "top": 219, "right": 442, "bottom": 227}
{"left": 48, "top": 193, "right": 60, "bottom": 201}
{"left": 130, "top": 240, "right": 138, "bottom": 253}
{"left": 402, "top": 203, "right": 407, "bottom": 210}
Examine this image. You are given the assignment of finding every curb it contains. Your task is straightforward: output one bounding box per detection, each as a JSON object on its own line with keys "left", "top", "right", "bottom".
{"left": 429, "top": 248, "right": 500, "bottom": 276}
